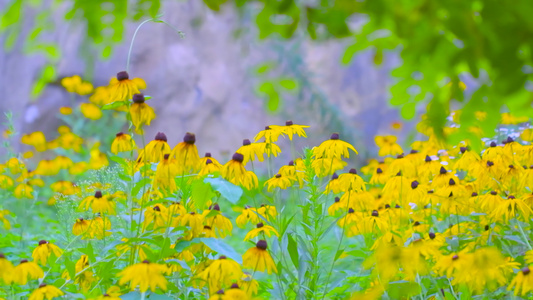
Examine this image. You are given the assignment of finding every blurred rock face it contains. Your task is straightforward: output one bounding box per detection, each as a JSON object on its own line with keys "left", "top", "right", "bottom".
{"left": 0, "top": 1, "right": 405, "bottom": 163}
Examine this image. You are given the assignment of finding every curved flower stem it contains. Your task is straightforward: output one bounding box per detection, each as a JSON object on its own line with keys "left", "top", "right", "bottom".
{"left": 126, "top": 17, "right": 184, "bottom": 73}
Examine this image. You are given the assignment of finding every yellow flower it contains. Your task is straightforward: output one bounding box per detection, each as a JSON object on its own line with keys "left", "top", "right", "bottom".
{"left": 80, "top": 102, "right": 103, "bottom": 120}
{"left": 72, "top": 218, "right": 91, "bottom": 239}
{"left": 236, "top": 139, "right": 265, "bottom": 165}
{"left": 0, "top": 175, "right": 14, "bottom": 189}
{"left": 118, "top": 260, "right": 167, "bottom": 292}
{"left": 222, "top": 153, "right": 247, "bottom": 186}
{"left": 21, "top": 131, "right": 47, "bottom": 152}
{"left": 108, "top": 71, "right": 146, "bottom": 102}
{"left": 490, "top": 195, "right": 532, "bottom": 222}
{"left": 79, "top": 191, "right": 115, "bottom": 214}
{"left": 129, "top": 94, "right": 156, "bottom": 133}
{"left": 199, "top": 158, "right": 223, "bottom": 176}
{"left": 238, "top": 273, "right": 259, "bottom": 296}
{"left": 90, "top": 86, "right": 112, "bottom": 106}
{"left": 244, "top": 222, "right": 279, "bottom": 241}
{"left": 0, "top": 254, "right": 14, "bottom": 284}
{"left": 143, "top": 205, "right": 170, "bottom": 232}
{"left": 12, "top": 259, "right": 44, "bottom": 285}
{"left": 59, "top": 106, "right": 73, "bottom": 115}
{"left": 270, "top": 120, "right": 309, "bottom": 140}
{"left": 242, "top": 240, "right": 277, "bottom": 274}
{"left": 28, "top": 283, "right": 64, "bottom": 300}
{"left": 0, "top": 210, "right": 11, "bottom": 229}
{"left": 32, "top": 240, "right": 63, "bottom": 265}
{"left": 61, "top": 75, "right": 82, "bottom": 93}
{"left": 111, "top": 132, "right": 136, "bottom": 154}
{"left": 257, "top": 205, "right": 277, "bottom": 221}
{"left": 197, "top": 256, "right": 243, "bottom": 293}
{"left": 375, "top": 135, "right": 403, "bottom": 156}
{"left": 311, "top": 157, "right": 347, "bottom": 178}
{"left": 137, "top": 132, "right": 171, "bottom": 164}
{"left": 203, "top": 204, "right": 233, "bottom": 238}
{"left": 313, "top": 133, "right": 358, "bottom": 159}
{"left": 278, "top": 160, "right": 305, "bottom": 188}
{"left": 337, "top": 168, "right": 366, "bottom": 192}
{"left": 179, "top": 212, "right": 205, "bottom": 239}
{"left": 6, "top": 157, "right": 25, "bottom": 174}
{"left": 235, "top": 206, "right": 260, "bottom": 228}
{"left": 171, "top": 132, "right": 201, "bottom": 174}
{"left": 14, "top": 183, "right": 33, "bottom": 199}
{"left": 224, "top": 284, "right": 250, "bottom": 300}
{"left": 508, "top": 266, "right": 533, "bottom": 296}
{"left": 253, "top": 125, "right": 284, "bottom": 143}
{"left": 264, "top": 173, "right": 294, "bottom": 192}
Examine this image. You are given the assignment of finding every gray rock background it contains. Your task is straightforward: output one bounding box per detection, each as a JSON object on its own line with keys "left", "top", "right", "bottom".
{"left": 0, "top": 0, "right": 413, "bottom": 166}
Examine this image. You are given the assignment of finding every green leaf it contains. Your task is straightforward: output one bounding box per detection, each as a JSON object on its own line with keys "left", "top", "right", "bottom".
{"left": 279, "top": 79, "right": 298, "bottom": 90}
{"left": 191, "top": 179, "right": 216, "bottom": 210}
{"left": 287, "top": 233, "right": 299, "bottom": 269}
{"left": 401, "top": 102, "right": 417, "bottom": 120}
{"left": 199, "top": 238, "right": 242, "bottom": 264}
{"left": 387, "top": 281, "right": 421, "bottom": 298}
{"left": 204, "top": 177, "right": 242, "bottom": 204}
{"left": 102, "top": 100, "right": 128, "bottom": 110}
{"left": 131, "top": 177, "right": 152, "bottom": 197}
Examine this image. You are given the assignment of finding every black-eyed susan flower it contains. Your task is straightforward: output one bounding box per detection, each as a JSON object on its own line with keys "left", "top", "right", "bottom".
{"left": 328, "top": 197, "right": 345, "bottom": 216}
{"left": 387, "top": 154, "right": 416, "bottom": 178}
{"left": 59, "top": 106, "right": 72, "bottom": 115}
{"left": 244, "top": 222, "right": 279, "bottom": 241}
{"left": 0, "top": 174, "right": 14, "bottom": 189}
{"left": 257, "top": 204, "right": 277, "bottom": 221}
{"left": 91, "top": 216, "right": 112, "bottom": 239}
{"left": 0, "top": 254, "right": 13, "bottom": 284}
{"left": 80, "top": 102, "right": 103, "bottom": 120}
{"left": 224, "top": 284, "right": 249, "bottom": 299}
{"left": 129, "top": 94, "right": 156, "bottom": 133}
{"left": 253, "top": 126, "right": 284, "bottom": 143}
{"left": 108, "top": 71, "right": 146, "bottom": 103}
{"left": 28, "top": 283, "right": 64, "bottom": 300}
{"left": 236, "top": 206, "right": 260, "bottom": 228}
{"left": 34, "top": 159, "right": 60, "bottom": 176}
{"left": 12, "top": 259, "right": 44, "bottom": 285}
{"left": 179, "top": 212, "right": 205, "bottom": 239}
{"left": 375, "top": 135, "right": 403, "bottom": 156}
{"left": 236, "top": 139, "right": 265, "bottom": 165}
{"left": 337, "top": 168, "right": 366, "bottom": 192}
{"left": 111, "top": 132, "right": 136, "bottom": 154}
{"left": 199, "top": 158, "right": 223, "bottom": 177}
{"left": 0, "top": 209, "right": 11, "bottom": 230}
{"left": 197, "top": 256, "right": 243, "bottom": 293}
{"left": 278, "top": 160, "right": 304, "bottom": 188}
{"left": 14, "top": 183, "right": 33, "bottom": 199}
{"left": 490, "top": 195, "right": 533, "bottom": 222}
{"left": 264, "top": 173, "right": 294, "bottom": 192}
{"left": 79, "top": 191, "right": 115, "bottom": 214}
{"left": 311, "top": 157, "right": 347, "bottom": 177}
{"left": 143, "top": 205, "right": 170, "bottom": 232}
{"left": 270, "top": 120, "right": 310, "bottom": 140}
{"left": 171, "top": 132, "right": 201, "bottom": 174}
{"left": 72, "top": 218, "right": 91, "bottom": 238}
{"left": 242, "top": 240, "right": 277, "bottom": 274}
{"left": 137, "top": 132, "right": 171, "bottom": 164}
{"left": 203, "top": 204, "right": 233, "bottom": 238}
{"left": 508, "top": 266, "right": 533, "bottom": 296}
{"left": 222, "top": 153, "right": 247, "bottom": 185}
{"left": 118, "top": 260, "right": 167, "bottom": 292}
{"left": 32, "top": 240, "right": 63, "bottom": 265}
{"left": 154, "top": 154, "right": 179, "bottom": 193}
{"left": 21, "top": 131, "right": 47, "bottom": 152}
{"left": 198, "top": 152, "right": 223, "bottom": 169}
{"left": 238, "top": 273, "right": 259, "bottom": 296}
{"left": 312, "top": 133, "right": 358, "bottom": 159}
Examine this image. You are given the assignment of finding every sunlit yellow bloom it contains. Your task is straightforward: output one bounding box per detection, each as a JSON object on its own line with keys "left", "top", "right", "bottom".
{"left": 34, "top": 159, "right": 60, "bottom": 176}
{"left": 222, "top": 153, "right": 247, "bottom": 186}
{"left": 264, "top": 173, "right": 294, "bottom": 192}
{"left": 21, "top": 131, "right": 47, "bottom": 152}
{"left": 0, "top": 254, "right": 14, "bottom": 284}
{"left": 108, "top": 71, "right": 146, "bottom": 103}
{"left": 199, "top": 158, "right": 223, "bottom": 176}
{"left": 313, "top": 133, "right": 358, "bottom": 159}
{"left": 197, "top": 256, "right": 243, "bottom": 293}
{"left": 337, "top": 168, "right": 366, "bottom": 192}
{"left": 72, "top": 218, "right": 91, "bottom": 239}
{"left": 375, "top": 135, "right": 403, "bottom": 156}
{"left": 143, "top": 203, "right": 170, "bottom": 230}
{"left": 118, "top": 260, "right": 167, "bottom": 292}
{"left": 257, "top": 204, "right": 277, "bottom": 221}
{"left": 311, "top": 157, "right": 347, "bottom": 178}
{"left": 28, "top": 283, "right": 64, "bottom": 300}
{"left": 111, "top": 132, "right": 136, "bottom": 154}
{"left": 14, "top": 183, "right": 33, "bottom": 199}
{"left": 80, "top": 102, "right": 103, "bottom": 120}
{"left": 54, "top": 155, "right": 74, "bottom": 170}
{"left": 61, "top": 75, "right": 83, "bottom": 93}
{"left": 501, "top": 112, "right": 528, "bottom": 124}
{"left": 12, "top": 259, "right": 44, "bottom": 285}
{"left": 6, "top": 157, "right": 25, "bottom": 174}
{"left": 202, "top": 204, "right": 233, "bottom": 238}
{"left": 116, "top": 238, "right": 149, "bottom": 262}
{"left": 0, "top": 175, "right": 14, "bottom": 189}
{"left": 129, "top": 94, "right": 156, "bottom": 133}
{"left": 490, "top": 195, "right": 532, "bottom": 222}
{"left": 89, "top": 146, "right": 109, "bottom": 170}
{"left": 238, "top": 273, "right": 259, "bottom": 296}
{"left": 242, "top": 240, "right": 277, "bottom": 274}
{"left": 179, "top": 212, "right": 205, "bottom": 239}
{"left": 270, "top": 120, "right": 310, "bottom": 140}
{"left": 244, "top": 222, "right": 279, "bottom": 241}
{"left": 32, "top": 240, "right": 63, "bottom": 265}
{"left": 171, "top": 132, "right": 201, "bottom": 174}
{"left": 89, "top": 86, "right": 112, "bottom": 106}
{"left": 253, "top": 126, "right": 284, "bottom": 143}
{"left": 236, "top": 207, "right": 260, "bottom": 228}
{"left": 69, "top": 162, "right": 88, "bottom": 175}
{"left": 59, "top": 106, "right": 72, "bottom": 115}
{"left": 387, "top": 154, "right": 416, "bottom": 178}
{"left": 137, "top": 132, "right": 171, "bottom": 164}
{"left": 508, "top": 266, "right": 533, "bottom": 296}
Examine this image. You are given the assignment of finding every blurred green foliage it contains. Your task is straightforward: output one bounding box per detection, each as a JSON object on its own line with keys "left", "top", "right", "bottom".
{"left": 3, "top": 0, "right": 533, "bottom": 148}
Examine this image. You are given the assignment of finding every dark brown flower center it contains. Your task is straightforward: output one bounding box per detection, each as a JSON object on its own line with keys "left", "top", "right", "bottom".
{"left": 232, "top": 153, "right": 244, "bottom": 163}
{"left": 132, "top": 93, "right": 145, "bottom": 103}
{"left": 256, "top": 240, "right": 268, "bottom": 250}
{"left": 330, "top": 133, "right": 339, "bottom": 140}
{"left": 155, "top": 132, "right": 168, "bottom": 142}
{"left": 243, "top": 139, "right": 251, "bottom": 146}
{"left": 116, "top": 71, "right": 129, "bottom": 81}
{"left": 95, "top": 191, "right": 102, "bottom": 198}
{"left": 183, "top": 132, "right": 196, "bottom": 144}
{"left": 285, "top": 120, "right": 293, "bottom": 126}
{"left": 116, "top": 132, "right": 124, "bottom": 137}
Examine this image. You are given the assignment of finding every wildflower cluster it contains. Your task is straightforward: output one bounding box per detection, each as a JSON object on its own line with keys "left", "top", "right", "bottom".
{"left": 2, "top": 71, "right": 533, "bottom": 299}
